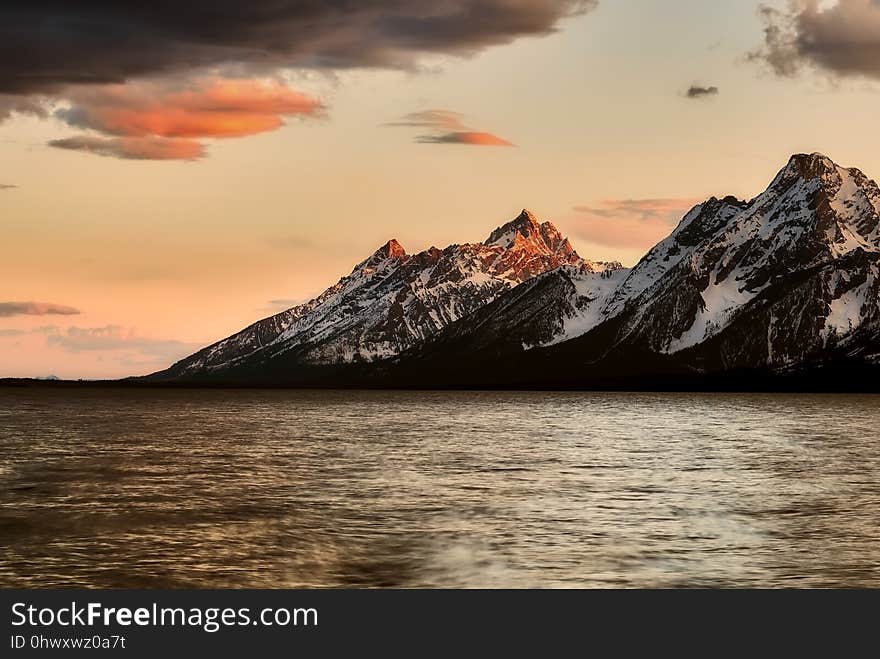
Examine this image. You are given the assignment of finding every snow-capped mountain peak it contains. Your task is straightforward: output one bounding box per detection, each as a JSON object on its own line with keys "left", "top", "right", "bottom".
{"left": 483, "top": 209, "right": 576, "bottom": 257}
{"left": 772, "top": 152, "right": 837, "bottom": 186}
{"left": 484, "top": 209, "right": 542, "bottom": 248}
{"left": 351, "top": 238, "right": 408, "bottom": 272}
{"left": 599, "top": 153, "right": 880, "bottom": 358}
{"left": 378, "top": 238, "right": 407, "bottom": 259}
{"left": 157, "top": 209, "right": 603, "bottom": 376}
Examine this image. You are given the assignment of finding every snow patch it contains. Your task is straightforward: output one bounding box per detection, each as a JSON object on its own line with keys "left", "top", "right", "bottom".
{"left": 667, "top": 270, "right": 762, "bottom": 353}
{"left": 542, "top": 268, "right": 630, "bottom": 346}
{"left": 823, "top": 276, "right": 874, "bottom": 339}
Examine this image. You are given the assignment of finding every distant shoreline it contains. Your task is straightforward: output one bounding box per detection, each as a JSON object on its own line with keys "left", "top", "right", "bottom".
{"left": 3, "top": 373, "right": 879, "bottom": 394}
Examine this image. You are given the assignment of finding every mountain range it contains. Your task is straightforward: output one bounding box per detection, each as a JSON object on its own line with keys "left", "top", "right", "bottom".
{"left": 149, "top": 153, "right": 880, "bottom": 390}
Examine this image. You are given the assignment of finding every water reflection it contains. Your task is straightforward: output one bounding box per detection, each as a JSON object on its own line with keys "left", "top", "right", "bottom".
{"left": 0, "top": 388, "right": 878, "bottom": 587}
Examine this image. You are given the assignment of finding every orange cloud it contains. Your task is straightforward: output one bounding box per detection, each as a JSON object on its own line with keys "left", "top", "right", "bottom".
{"left": 569, "top": 198, "right": 702, "bottom": 249}
{"left": 390, "top": 109, "right": 514, "bottom": 147}
{"left": 417, "top": 131, "right": 513, "bottom": 146}
{"left": 51, "top": 78, "right": 324, "bottom": 159}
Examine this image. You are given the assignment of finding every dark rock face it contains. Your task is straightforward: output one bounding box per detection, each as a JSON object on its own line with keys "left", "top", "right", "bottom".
{"left": 150, "top": 154, "right": 880, "bottom": 389}
{"left": 682, "top": 248, "right": 880, "bottom": 371}
{"left": 611, "top": 153, "right": 880, "bottom": 365}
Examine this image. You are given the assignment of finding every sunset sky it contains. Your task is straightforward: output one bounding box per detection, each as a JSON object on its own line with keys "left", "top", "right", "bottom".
{"left": 3, "top": 0, "right": 880, "bottom": 378}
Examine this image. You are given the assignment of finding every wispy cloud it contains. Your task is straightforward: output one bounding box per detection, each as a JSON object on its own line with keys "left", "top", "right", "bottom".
{"left": 47, "top": 325, "right": 200, "bottom": 363}
{"left": 0, "top": 325, "right": 58, "bottom": 337}
{"left": 0, "top": 302, "right": 80, "bottom": 317}
{"left": 570, "top": 198, "right": 701, "bottom": 249}
{"left": 750, "top": 0, "right": 880, "bottom": 80}
{"left": 388, "top": 110, "right": 468, "bottom": 130}
{"left": 389, "top": 109, "right": 513, "bottom": 146}
{"left": 49, "top": 135, "right": 204, "bottom": 160}
{"left": 0, "top": 183, "right": 16, "bottom": 190}
{"left": 685, "top": 85, "right": 719, "bottom": 99}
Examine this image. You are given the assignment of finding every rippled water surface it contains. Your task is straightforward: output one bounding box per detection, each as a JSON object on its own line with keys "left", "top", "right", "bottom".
{"left": 1, "top": 387, "right": 878, "bottom": 588}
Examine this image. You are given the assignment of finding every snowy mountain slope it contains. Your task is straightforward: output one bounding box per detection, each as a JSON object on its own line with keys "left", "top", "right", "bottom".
{"left": 526, "top": 195, "right": 747, "bottom": 349}
{"left": 449, "top": 195, "right": 752, "bottom": 355}
{"left": 676, "top": 248, "right": 880, "bottom": 370}
{"left": 397, "top": 262, "right": 626, "bottom": 360}
{"left": 564, "top": 153, "right": 880, "bottom": 365}
{"left": 162, "top": 239, "right": 409, "bottom": 375}
{"left": 155, "top": 209, "right": 615, "bottom": 378}
{"left": 600, "top": 196, "right": 748, "bottom": 320}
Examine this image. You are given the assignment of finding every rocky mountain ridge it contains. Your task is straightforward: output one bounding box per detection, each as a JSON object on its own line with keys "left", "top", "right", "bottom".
{"left": 150, "top": 153, "right": 880, "bottom": 389}
{"left": 156, "top": 209, "right": 620, "bottom": 379}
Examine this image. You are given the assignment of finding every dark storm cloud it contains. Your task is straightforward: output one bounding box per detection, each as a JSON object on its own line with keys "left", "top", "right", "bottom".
{"left": 751, "top": 0, "right": 880, "bottom": 80}
{"left": 685, "top": 85, "right": 719, "bottom": 98}
{"left": 0, "top": 1, "right": 596, "bottom": 96}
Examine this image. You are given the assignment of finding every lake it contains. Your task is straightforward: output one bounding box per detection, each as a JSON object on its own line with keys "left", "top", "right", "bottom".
{"left": 1, "top": 387, "right": 878, "bottom": 588}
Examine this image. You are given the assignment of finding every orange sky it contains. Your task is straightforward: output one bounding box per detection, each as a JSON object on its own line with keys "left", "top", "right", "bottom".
{"left": 2, "top": 1, "right": 880, "bottom": 378}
